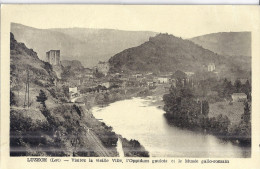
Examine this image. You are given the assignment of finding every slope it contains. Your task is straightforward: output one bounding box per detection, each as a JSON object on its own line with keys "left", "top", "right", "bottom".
{"left": 189, "top": 32, "right": 251, "bottom": 57}
{"left": 109, "top": 33, "right": 227, "bottom": 73}
{"left": 11, "top": 23, "right": 157, "bottom": 67}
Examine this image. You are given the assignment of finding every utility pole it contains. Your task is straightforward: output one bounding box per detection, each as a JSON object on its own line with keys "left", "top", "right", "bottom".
{"left": 201, "top": 100, "right": 203, "bottom": 115}
{"left": 23, "top": 69, "right": 30, "bottom": 108}
{"left": 24, "top": 75, "right": 27, "bottom": 108}
{"left": 27, "top": 69, "right": 30, "bottom": 108}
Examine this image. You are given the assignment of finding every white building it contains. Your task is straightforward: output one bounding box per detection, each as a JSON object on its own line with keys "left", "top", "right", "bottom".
{"left": 69, "top": 87, "right": 78, "bottom": 94}
{"left": 208, "top": 63, "right": 216, "bottom": 72}
{"left": 101, "top": 82, "right": 110, "bottom": 88}
{"left": 158, "top": 77, "right": 169, "bottom": 84}
{"left": 185, "top": 72, "right": 195, "bottom": 77}
{"left": 232, "top": 93, "right": 247, "bottom": 102}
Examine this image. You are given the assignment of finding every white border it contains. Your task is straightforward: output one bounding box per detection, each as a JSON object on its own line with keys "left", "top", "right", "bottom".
{"left": 0, "top": 0, "right": 259, "bottom": 5}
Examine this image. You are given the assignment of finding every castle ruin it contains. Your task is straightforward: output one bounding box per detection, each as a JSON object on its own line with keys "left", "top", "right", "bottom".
{"left": 46, "top": 50, "right": 61, "bottom": 66}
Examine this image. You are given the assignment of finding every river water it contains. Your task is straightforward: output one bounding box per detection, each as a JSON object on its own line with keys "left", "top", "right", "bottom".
{"left": 92, "top": 97, "right": 250, "bottom": 157}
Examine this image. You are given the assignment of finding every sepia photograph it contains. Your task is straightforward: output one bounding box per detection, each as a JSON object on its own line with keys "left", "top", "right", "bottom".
{"left": 3, "top": 5, "right": 257, "bottom": 163}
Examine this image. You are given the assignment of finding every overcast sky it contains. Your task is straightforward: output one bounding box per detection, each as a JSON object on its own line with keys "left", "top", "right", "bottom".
{"left": 7, "top": 5, "right": 258, "bottom": 38}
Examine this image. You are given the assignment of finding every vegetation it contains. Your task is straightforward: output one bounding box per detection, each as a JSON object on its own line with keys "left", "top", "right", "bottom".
{"left": 163, "top": 78, "right": 251, "bottom": 146}
{"left": 36, "top": 90, "right": 48, "bottom": 107}
{"left": 9, "top": 33, "right": 119, "bottom": 157}
{"left": 109, "top": 33, "right": 250, "bottom": 78}
{"left": 120, "top": 136, "right": 149, "bottom": 157}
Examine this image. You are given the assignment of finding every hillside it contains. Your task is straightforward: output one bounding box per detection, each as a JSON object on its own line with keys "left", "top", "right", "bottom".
{"left": 189, "top": 32, "right": 251, "bottom": 57}
{"left": 10, "top": 33, "right": 116, "bottom": 156}
{"left": 10, "top": 32, "right": 57, "bottom": 91}
{"left": 10, "top": 34, "right": 149, "bottom": 157}
{"left": 11, "top": 23, "right": 157, "bottom": 67}
{"left": 61, "top": 60, "right": 84, "bottom": 70}
{"left": 109, "top": 33, "right": 227, "bottom": 73}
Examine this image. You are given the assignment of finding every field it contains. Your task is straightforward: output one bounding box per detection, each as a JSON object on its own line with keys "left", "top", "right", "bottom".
{"left": 209, "top": 101, "right": 244, "bottom": 125}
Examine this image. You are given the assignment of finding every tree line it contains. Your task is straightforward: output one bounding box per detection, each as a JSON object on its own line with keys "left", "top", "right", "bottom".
{"left": 163, "top": 80, "right": 251, "bottom": 146}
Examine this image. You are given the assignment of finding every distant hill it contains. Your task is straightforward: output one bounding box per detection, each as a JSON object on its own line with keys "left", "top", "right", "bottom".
{"left": 109, "top": 33, "right": 227, "bottom": 73}
{"left": 189, "top": 32, "right": 251, "bottom": 57}
{"left": 11, "top": 23, "right": 157, "bottom": 67}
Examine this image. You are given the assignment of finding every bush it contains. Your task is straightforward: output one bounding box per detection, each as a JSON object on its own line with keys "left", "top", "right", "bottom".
{"left": 10, "top": 91, "right": 17, "bottom": 106}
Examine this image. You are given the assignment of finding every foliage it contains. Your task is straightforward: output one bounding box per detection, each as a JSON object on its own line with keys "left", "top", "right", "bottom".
{"left": 10, "top": 91, "right": 17, "bottom": 106}
{"left": 120, "top": 137, "right": 149, "bottom": 157}
{"left": 163, "top": 83, "right": 251, "bottom": 145}
{"left": 94, "top": 71, "right": 105, "bottom": 78}
{"left": 36, "top": 90, "right": 47, "bottom": 107}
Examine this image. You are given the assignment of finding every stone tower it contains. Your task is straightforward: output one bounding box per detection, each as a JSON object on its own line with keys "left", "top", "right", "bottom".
{"left": 46, "top": 50, "right": 61, "bottom": 66}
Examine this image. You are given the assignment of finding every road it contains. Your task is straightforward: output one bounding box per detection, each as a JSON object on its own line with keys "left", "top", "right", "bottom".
{"left": 70, "top": 94, "right": 86, "bottom": 103}
{"left": 85, "top": 128, "right": 111, "bottom": 157}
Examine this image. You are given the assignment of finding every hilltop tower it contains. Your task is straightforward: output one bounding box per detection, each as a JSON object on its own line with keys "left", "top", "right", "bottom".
{"left": 46, "top": 50, "right": 61, "bottom": 66}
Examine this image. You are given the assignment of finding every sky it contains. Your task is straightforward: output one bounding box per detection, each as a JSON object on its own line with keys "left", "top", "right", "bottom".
{"left": 5, "top": 5, "right": 259, "bottom": 38}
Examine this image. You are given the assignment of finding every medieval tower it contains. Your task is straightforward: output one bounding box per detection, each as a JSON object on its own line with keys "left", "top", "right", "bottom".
{"left": 46, "top": 50, "right": 61, "bottom": 66}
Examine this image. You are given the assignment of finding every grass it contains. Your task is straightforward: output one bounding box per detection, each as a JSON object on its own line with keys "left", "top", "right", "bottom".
{"left": 209, "top": 101, "right": 244, "bottom": 125}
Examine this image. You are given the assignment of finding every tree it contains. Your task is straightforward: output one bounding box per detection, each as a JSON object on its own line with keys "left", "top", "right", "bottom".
{"left": 62, "top": 85, "right": 70, "bottom": 98}
{"left": 242, "top": 80, "right": 251, "bottom": 101}
{"left": 202, "top": 100, "right": 209, "bottom": 116}
{"left": 10, "top": 91, "right": 16, "bottom": 106}
{"left": 242, "top": 101, "right": 251, "bottom": 124}
{"left": 36, "top": 90, "right": 47, "bottom": 107}
{"left": 234, "top": 79, "right": 242, "bottom": 93}
{"left": 219, "top": 79, "right": 233, "bottom": 99}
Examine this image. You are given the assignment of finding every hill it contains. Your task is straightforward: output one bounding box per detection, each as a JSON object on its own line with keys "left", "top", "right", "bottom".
{"left": 10, "top": 32, "right": 57, "bottom": 90}
{"left": 11, "top": 23, "right": 157, "bottom": 67}
{"left": 10, "top": 33, "right": 119, "bottom": 157}
{"left": 109, "top": 33, "right": 227, "bottom": 73}
{"left": 61, "top": 60, "right": 84, "bottom": 70}
{"left": 189, "top": 32, "right": 251, "bottom": 57}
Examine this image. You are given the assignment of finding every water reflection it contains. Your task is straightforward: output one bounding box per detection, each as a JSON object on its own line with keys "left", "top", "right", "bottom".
{"left": 92, "top": 97, "right": 250, "bottom": 157}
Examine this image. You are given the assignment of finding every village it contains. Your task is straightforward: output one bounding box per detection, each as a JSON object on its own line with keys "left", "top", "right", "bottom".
{"left": 45, "top": 50, "right": 249, "bottom": 105}
{"left": 9, "top": 27, "right": 252, "bottom": 158}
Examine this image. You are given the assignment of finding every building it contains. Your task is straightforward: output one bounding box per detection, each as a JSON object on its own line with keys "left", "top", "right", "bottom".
{"left": 46, "top": 50, "right": 61, "bottom": 66}
{"left": 97, "top": 61, "right": 109, "bottom": 76}
{"left": 185, "top": 72, "right": 195, "bottom": 77}
{"left": 69, "top": 87, "right": 79, "bottom": 99}
{"left": 101, "top": 82, "right": 110, "bottom": 88}
{"left": 158, "top": 77, "right": 169, "bottom": 84}
{"left": 69, "top": 87, "right": 78, "bottom": 93}
{"left": 232, "top": 93, "right": 247, "bottom": 102}
{"left": 208, "top": 63, "right": 215, "bottom": 72}
{"left": 133, "top": 74, "right": 143, "bottom": 78}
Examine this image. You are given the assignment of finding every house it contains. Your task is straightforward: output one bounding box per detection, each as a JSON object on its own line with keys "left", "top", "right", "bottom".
{"left": 208, "top": 63, "right": 215, "bottom": 72}
{"left": 69, "top": 87, "right": 78, "bottom": 93}
{"left": 101, "top": 82, "right": 110, "bottom": 88}
{"left": 158, "top": 77, "right": 169, "bottom": 84}
{"left": 185, "top": 72, "right": 195, "bottom": 77}
{"left": 133, "top": 74, "right": 143, "bottom": 78}
{"left": 69, "top": 87, "right": 79, "bottom": 99}
{"left": 232, "top": 93, "right": 247, "bottom": 102}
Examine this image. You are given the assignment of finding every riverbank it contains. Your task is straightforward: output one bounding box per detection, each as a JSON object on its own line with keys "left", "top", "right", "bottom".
{"left": 75, "top": 86, "right": 154, "bottom": 157}
{"left": 162, "top": 86, "right": 251, "bottom": 148}
{"left": 91, "top": 97, "right": 250, "bottom": 157}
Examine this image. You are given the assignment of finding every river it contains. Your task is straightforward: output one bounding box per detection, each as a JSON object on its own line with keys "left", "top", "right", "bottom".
{"left": 92, "top": 97, "right": 250, "bottom": 158}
